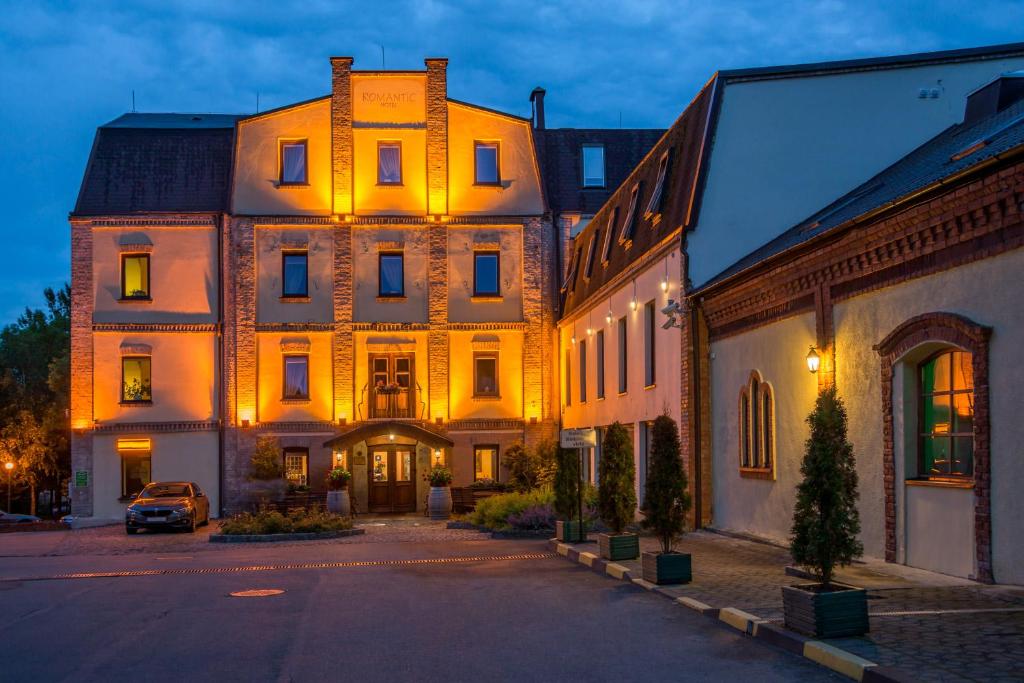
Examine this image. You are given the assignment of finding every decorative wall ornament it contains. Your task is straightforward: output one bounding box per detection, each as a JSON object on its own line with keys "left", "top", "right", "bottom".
{"left": 470, "top": 333, "right": 501, "bottom": 350}
{"left": 119, "top": 342, "right": 152, "bottom": 356}
{"left": 279, "top": 337, "right": 312, "bottom": 353}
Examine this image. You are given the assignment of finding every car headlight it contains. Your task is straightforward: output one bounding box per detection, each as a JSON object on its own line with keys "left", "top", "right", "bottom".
{"left": 170, "top": 507, "right": 192, "bottom": 519}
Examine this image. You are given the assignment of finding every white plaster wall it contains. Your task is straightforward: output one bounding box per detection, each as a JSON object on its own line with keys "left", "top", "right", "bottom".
{"left": 709, "top": 312, "right": 819, "bottom": 544}
{"left": 835, "top": 247, "right": 1024, "bottom": 583}
{"left": 92, "top": 227, "right": 217, "bottom": 324}
{"left": 352, "top": 227, "right": 429, "bottom": 323}
{"left": 256, "top": 227, "right": 333, "bottom": 323}
{"left": 906, "top": 485, "right": 974, "bottom": 578}
{"left": 92, "top": 432, "right": 220, "bottom": 519}
{"left": 691, "top": 56, "right": 1024, "bottom": 288}
{"left": 447, "top": 226, "right": 523, "bottom": 322}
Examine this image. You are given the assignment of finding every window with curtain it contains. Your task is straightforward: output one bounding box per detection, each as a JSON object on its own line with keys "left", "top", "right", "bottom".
{"left": 280, "top": 141, "right": 307, "bottom": 185}
{"left": 378, "top": 252, "right": 404, "bottom": 297}
{"left": 919, "top": 349, "right": 974, "bottom": 477}
{"left": 474, "top": 251, "right": 500, "bottom": 296}
{"left": 283, "top": 355, "right": 309, "bottom": 400}
{"left": 121, "top": 356, "right": 152, "bottom": 403}
{"left": 377, "top": 142, "right": 402, "bottom": 185}
{"left": 474, "top": 445, "right": 499, "bottom": 481}
{"left": 582, "top": 144, "right": 605, "bottom": 187}
{"left": 121, "top": 254, "right": 150, "bottom": 299}
{"left": 474, "top": 142, "right": 500, "bottom": 184}
{"left": 474, "top": 353, "right": 499, "bottom": 397}
{"left": 282, "top": 252, "right": 308, "bottom": 297}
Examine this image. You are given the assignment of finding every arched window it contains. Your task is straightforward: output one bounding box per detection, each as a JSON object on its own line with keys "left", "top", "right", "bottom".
{"left": 918, "top": 348, "right": 974, "bottom": 477}
{"left": 739, "top": 371, "right": 775, "bottom": 479}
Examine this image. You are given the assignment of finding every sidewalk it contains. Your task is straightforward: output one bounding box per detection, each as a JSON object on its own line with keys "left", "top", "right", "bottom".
{"left": 551, "top": 530, "right": 1024, "bottom": 683}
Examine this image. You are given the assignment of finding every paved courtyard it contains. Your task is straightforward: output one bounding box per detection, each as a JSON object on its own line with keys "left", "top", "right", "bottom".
{"left": 0, "top": 520, "right": 838, "bottom": 682}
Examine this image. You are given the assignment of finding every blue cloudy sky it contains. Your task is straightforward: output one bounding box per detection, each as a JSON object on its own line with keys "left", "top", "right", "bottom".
{"left": 0, "top": 0, "right": 1021, "bottom": 323}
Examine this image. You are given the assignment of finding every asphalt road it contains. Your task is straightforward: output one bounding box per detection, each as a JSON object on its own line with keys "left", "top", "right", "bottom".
{"left": 0, "top": 532, "right": 838, "bottom": 682}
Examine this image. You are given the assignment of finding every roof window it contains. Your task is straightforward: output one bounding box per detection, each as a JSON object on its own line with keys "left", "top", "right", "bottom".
{"left": 618, "top": 183, "right": 641, "bottom": 244}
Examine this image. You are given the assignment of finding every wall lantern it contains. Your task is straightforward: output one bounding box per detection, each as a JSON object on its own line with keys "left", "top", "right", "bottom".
{"left": 660, "top": 277, "right": 669, "bottom": 293}
{"left": 570, "top": 334, "right": 576, "bottom": 345}
{"left": 3, "top": 462, "right": 12, "bottom": 472}
{"left": 629, "top": 297, "right": 638, "bottom": 311}
{"left": 433, "top": 449, "right": 442, "bottom": 464}
{"left": 806, "top": 346, "right": 821, "bottom": 374}
{"left": 435, "top": 416, "right": 444, "bottom": 426}
{"left": 241, "top": 419, "right": 251, "bottom": 428}
{"left": 606, "top": 309, "right": 613, "bottom": 325}
{"left": 388, "top": 433, "right": 395, "bottom": 442}
{"left": 338, "top": 416, "right": 347, "bottom": 427}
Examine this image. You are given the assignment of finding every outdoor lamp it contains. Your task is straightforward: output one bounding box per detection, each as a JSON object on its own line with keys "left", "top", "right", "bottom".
{"left": 606, "top": 309, "right": 613, "bottom": 325}
{"left": 806, "top": 346, "right": 821, "bottom": 374}
{"left": 661, "top": 277, "right": 669, "bottom": 292}
{"left": 389, "top": 433, "right": 395, "bottom": 442}
{"left": 586, "top": 327, "right": 592, "bottom": 336}
{"left": 3, "top": 462, "right": 12, "bottom": 471}
{"left": 571, "top": 334, "right": 576, "bottom": 345}
{"left": 630, "top": 297, "right": 638, "bottom": 311}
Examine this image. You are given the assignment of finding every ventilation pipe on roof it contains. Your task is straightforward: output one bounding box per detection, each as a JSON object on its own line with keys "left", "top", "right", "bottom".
{"left": 530, "top": 87, "right": 546, "bottom": 130}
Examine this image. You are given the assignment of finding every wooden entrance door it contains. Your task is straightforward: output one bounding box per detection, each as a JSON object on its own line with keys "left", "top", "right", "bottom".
{"left": 368, "top": 447, "right": 416, "bottom": 513}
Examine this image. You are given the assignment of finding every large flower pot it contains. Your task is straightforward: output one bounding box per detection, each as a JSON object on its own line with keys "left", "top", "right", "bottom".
{"left": 326, "top": 488, "right": 350, "bottom": 516}
{"left": 428, "top": 486, "right": 452, "bottom": 520}
{"left": 641, "top": 551, "right": 692, "bottom": 585}
{"left": 781, "top": 584, "right": 869, "bottom": 638}
{"left": 598, "top": 532, "right": 639, "bottom": 561}
{"left": 556, "top": 520, "right": 585, "bottom": 543}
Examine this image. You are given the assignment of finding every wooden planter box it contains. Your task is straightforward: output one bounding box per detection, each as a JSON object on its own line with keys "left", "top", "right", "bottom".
{"left": 641, "top": 551, "right": 692, "bottom": 585}
{"left": 782, "top": 584, "right": 869, "bottom": 638}
{"left": 556, "top": 520, "right": 585, "bottom": 543}
{"left": 598, "top": 532, "right": 639, "bottom": 561}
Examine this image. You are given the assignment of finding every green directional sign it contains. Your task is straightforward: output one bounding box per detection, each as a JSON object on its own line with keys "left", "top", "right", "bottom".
{"left": 75, "top": 471, "right": 89, "bottom": 488}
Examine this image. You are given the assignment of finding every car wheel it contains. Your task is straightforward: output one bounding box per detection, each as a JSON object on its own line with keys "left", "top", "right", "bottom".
{"left": 126, "top": 526, "right": 137, "bottom": 535}
{"left": 189, "top": 515, "right": 197, "bottom": 533}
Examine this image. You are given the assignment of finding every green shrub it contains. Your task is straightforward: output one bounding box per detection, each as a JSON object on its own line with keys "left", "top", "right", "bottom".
{"left": 598, "top": 421, "right": 636, "bottom": 533}
{"left": 249, "top": 437, "right": 284, "bottom": 481}
{"left": 469, "top": 489, "right": 554, "bottom": 530}
{"left": 790, "top": 385, "right": 863, "bottom": 587}
{"left": 553, "top": 444, "right": 580, "bottom": 521}
{"left": 640, "top": 414, "right": 691, "bottom": 553}
{"left": 219, "top": 507, "right": 353, "bottom": 535}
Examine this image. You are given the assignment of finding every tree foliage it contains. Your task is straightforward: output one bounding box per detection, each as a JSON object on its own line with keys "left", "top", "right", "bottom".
{"left": 249, "top": 437, "right": 285, "bottom": 480}
{"left": 640, "top": 414, "right": 691, "bottom": 553}
{"left": 790, "top": 385, "right": 863, "bottom": 587}
{"left": 553, "top": 444, "right": 579, "bottom": 521}
{"left": 502, "top": 439, "right": 556, "bottom": 493}
{"left": 598, "top": 421, "right": 636, "bottom": 534}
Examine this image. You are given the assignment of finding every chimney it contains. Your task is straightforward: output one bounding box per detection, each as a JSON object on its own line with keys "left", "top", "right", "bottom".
{"left": 425, "top": 58, "right": 448, "bottom": 216}
{"left": 530, "top": 87, "right": 546, "bottom": 130}
{"left": 964, "top": 72, "right": 1024, "bottom": 126}
{"left": 330, "top": 56, "right": 354, "bottom": 216}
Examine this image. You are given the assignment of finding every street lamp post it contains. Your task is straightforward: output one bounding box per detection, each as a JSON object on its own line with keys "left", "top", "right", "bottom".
{"left": 4, "top": 462, "right": 13, "bottom": 511}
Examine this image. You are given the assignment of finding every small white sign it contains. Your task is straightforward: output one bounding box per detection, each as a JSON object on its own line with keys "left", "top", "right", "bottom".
{"left": 560, "top": 428, "right": 597, "bottom": 449}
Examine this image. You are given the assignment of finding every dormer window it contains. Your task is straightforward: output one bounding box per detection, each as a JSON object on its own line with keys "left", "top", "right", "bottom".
{"left": 561, "top": 245, "right": 582, "bottom": 293}
{"left": 618, "top": 184, "right": 640, "bottom": 244}
{"left": 583, "top": 230, "right": 599, "bottom": 280}
{"left": 645, "top": 150, "right": 671, "bottom": 218}
{"left": 280, "top": 140, "right": 308, "bottom": 185}
{"left": 377, "top": 141, "right": 402, "bottom": 185}
{"left": 474, "top": 141, "right": 500, "bottom": 185}
{"left": 601, "top": 207, "right": 618, "bottom": 263}
{"left": 582, "top": 144, "right": 605, "bottom": 188}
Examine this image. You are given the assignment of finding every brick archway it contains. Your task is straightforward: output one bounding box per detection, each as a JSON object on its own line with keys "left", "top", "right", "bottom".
{"left": 874, "top": 312, "right": 993, "bottom": 583}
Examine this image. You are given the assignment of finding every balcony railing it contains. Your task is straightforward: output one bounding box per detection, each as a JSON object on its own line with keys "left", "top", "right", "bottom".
{"left": 360, "top": 383, "right": 425, "bottom": 420}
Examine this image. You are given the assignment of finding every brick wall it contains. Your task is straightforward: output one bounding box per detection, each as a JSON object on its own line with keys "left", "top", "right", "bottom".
{"left": 330, "top": 57, "right": 353, "bottom": 216}
{"left": 427, "top": 222, "right": 449, "bottom": 421}
{"left": 70, "top": 220, "right": 94, "bottom": 515}
{"left": 425, "top": 58, "right": 448, "bottom": 217}
{"left": 333, "top": 224, "right": 353, "bottom": 422}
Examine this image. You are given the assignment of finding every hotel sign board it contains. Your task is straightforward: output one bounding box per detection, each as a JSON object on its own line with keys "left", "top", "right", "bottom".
{"left": 352, "top": 75, "right": 426, "bottom": 123}
{"left": 560, "top": 428, "right": 597, "bottom": 449}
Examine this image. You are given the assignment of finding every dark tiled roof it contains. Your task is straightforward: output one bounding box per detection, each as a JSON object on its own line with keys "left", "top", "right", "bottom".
{"left": 561, "top": 84, "right": 715, "bottom": 318}
{"left": 73, "top": 113, "right": 241, "bottom": 216}
{"left": 536, "top": 128, "right": 666, "bottom": 216}
{"left": 699, "top": 98, "right": 1024, "bottom": 291}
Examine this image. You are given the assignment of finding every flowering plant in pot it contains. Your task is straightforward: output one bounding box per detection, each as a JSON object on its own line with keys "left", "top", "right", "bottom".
{"left": 326, "top": 467, "right": 351, "bottom": 490}
{"left": 553, "top": 443, "right": 583, "bottom": 542}
{"left": 375, "top": 381, "right": 401, "bottom": 395}
{"left": 426, "top": 464, "right": 453, "bottom": 520}
{"left": 597, "top": 422, "right": 639, "bottom": 560}
{"left": 640, "top": 414, "right": 692, "bottom": 584}
{"left": 325, "top": 467, "right": 352, "bottom": 516}
{"left": 784, "top": 385, "right": 868, "bottom": 638}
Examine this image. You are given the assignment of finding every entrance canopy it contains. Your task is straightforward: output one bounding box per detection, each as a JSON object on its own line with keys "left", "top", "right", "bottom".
{"left": 322, "top": 421, "right": 454, "bottom": 451}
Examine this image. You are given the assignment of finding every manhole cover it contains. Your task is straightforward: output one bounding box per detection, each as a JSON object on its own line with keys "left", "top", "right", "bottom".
{"left": 230, "top": 589, "right": 284, "bottom": 597}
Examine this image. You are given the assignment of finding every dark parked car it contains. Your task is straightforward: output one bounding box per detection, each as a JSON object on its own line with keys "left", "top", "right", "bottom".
{"left": 0, "top": 510, "right": 41, "bottom": 524}
{"left": 125, "top": 482, "right": 210, "bottom": 534}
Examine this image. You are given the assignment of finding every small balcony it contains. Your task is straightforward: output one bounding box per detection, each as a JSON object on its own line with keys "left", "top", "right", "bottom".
{"left": 360, "top": 383, "right": 425, "bottom": 420}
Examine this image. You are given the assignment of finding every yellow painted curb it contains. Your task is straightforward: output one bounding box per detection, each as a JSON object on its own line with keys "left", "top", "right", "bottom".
{"left": 578, "top": 551, "right": 598, "bottom": 567}
{"left": 556, "top": 543, "right": 570, "bottom": 556}
{"left": 631, "top": 578, "right": 656, "bottom": 590}
{"left": 719, "top": 607, "right": 765, "bottom": 634}
{"left": 803, "top": 640, "right": 876, "bottom": 681}
{"left": 606, "top": 563, "right": 630, "bottom": 579}
{"left": 677, "top": 597, "right": 711, "bottom": 612}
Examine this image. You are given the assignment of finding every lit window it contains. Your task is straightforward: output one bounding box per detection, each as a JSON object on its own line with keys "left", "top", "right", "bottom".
{"left": 378, "top": 141, "right": 402, "bottom": 185}
{"left": 596, "top": 330, "right": 605, "bottom": 399}
{"left": 121, "top": 356, "right": 152, "bottom": 403}
{"left": 474, "top": 141, "right": 500, "bottom": 185}
{"left": 379, "top": 252, "right": 404, "bottom": 297}
{"left": 121, "top": 451, "right": 151, "bottom": 498}
{"left": 579, "top": 338, "right": 588, "bottom": 403}
{"left": 739, "top": 371, "right": 774, "bottom": 476}
{"left": 645, "top": 150, "right": 671, "bottom": 218}
{"left": 617, "top": 316, "right": 628, "bottom": 393}
{"left": 284, "top": 448, "right": 309, "bottom": 487}
{"left": 919, "top": 350, "right": 974, "bottom": 477}
{"left": 583, "top": 231, "right": 599, "bottom": 280}
{"left": 618, "top": 184, "right": 641, "bottom": 244}
{"left": 474, "top": 445, "right": 499, "bottom": 481}
{"left": 283, "top": 356, "right": 309, "bottom": 400}
{"left": 474, "top": 353, "right": 499, "bottom": 397}
{"left": 601, "top": 207, "right": 618, "bottom": 263}
{"left": 282, "top": 252, "right": 308, "bottom": 298}
{"left": 280, "top": 141, "right": 307, "bottom": 185}
{"left": 582, "top": 144, "right": 605, "bottom": 187}
{"left": 121, "top": 254, "right": 150, "bottom": 300}
{"left": 643, "top": 300, "right": 655, "bottom": 387}
{"left": 474, "top": 251, "right": 500, "bottom": 296}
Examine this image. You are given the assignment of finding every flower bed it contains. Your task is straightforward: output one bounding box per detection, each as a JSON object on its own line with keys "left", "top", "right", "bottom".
{"left": 217, "top": 508, "right": 354, "bottom": 536}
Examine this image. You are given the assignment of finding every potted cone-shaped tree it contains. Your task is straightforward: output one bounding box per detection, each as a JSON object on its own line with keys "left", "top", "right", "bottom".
{"left": 554, "top": 444, "right": 583, "bottom": 542}
{"left": 326, "top": 467, "right": 351, "bottom": 516}
{"left": 597, "top": 422, "right": 639, "bottom": 560}
{"left": 640, "top": 414, "right": 692, "bottom": 584}
{"left": 427, "top": 464, "right": 453, "bottom": 520}
{"left": 784, "top": 385, "right": 868, "bottom": 638}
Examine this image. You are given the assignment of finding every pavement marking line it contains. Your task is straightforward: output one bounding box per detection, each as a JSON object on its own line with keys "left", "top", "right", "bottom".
{"left": 229, "top": 589, "right": 284, "bottom": 597}
{"left": 803, "top": 640, "right": 876, "bottom": 681}
{"left": 870, "top": 606, "right": 1024, "bottom": 617}
{"left": 0, "top": 552, "right": 556, "bottom": 583}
